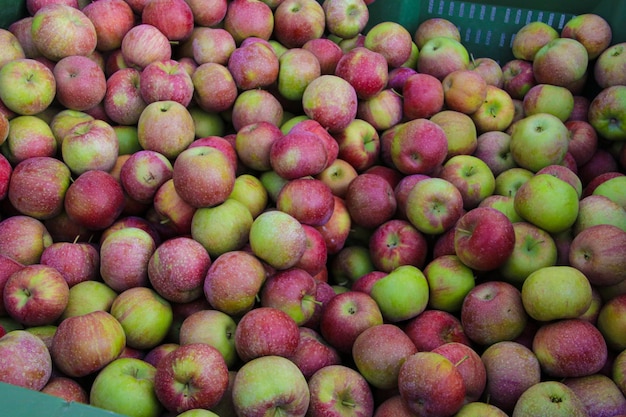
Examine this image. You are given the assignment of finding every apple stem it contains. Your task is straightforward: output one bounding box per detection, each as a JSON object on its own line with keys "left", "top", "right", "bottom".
{"left": 73, "top": 235, "right": 80, "bottom": 244}
{"left": 341, "top": 400, "right": 356, "bottom": 408}
{"left": 454, "top": 355, "right": 470, "bottom": 367}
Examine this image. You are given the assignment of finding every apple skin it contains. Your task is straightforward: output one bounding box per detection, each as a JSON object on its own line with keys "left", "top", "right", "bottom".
{"left": 565, "top": 120, "right": 598, "bottom": 168}
{"left": 223, "top": 0, "right": 275, "bottom": 44}
{"left": 561, "top": 13, "right": 613, "bottom": 60}
{"left": 3, "top": 264, "right": 70, "bottom": 327}
{"left": 352, "top": 323, "right": 418, "bottom": 390}
{"left": 276, "top": 178, "right": 334, "bottom": 227}
{"left": 90, "top": 357, "right": 163, "bottom": 417}
{"left": 417, "top": 36, "right": 470, "bottom": 81}
{"left": 364, "top": 20, "right": 413, "bottom": 68}
{"left": 594, "top": 42, "right": 626, "bottom": 88}
{"left": 588, "top": 85, "right": 626, "bottom": 141}
{"left": 121, "top": 24, "right": 172, "bottom": 70}
{"left": 141, "top": 0, "right": 194, "bottom": 42}
{"left": 511, "top": 21, "right": 559, "bottom": 61}
{"left": 533, "top": 37, "right": 588, "bottom": 88}
{"left": 276, "top": 47, "right": 321, "bottom": 102}
{"left": 232, "top": 355, "right": 310, "bottom": 417}
{"left": 302, "top": 74, "right": 358, "bottom": 133}
{"left": 287, "top": 327, "right": 341, "bottom": 379}
{"left": 335, "top": 46, "right": 389, "bottom": 101}
{"left": 405, "top": 177, "right": 464, "bottom": 235}
{"left": 461, "top": 281, "right": 528, "bottom": 347}
{"left": 404, "top": 309, "right": 470, "bottom": 352}
{"left": 597, "top": 293, "right": 626, "bottom": 351}
{"left": 41, "top": 376, "right": 89, "bottom": 404}
{"left": 373, "top": 394, "right": 420, "bottom": 417}
{"left": 82, "top": 0, "right": 135, "bottom": 52}
{"left": 532, "top": 318, "right": 608, "bottom": 378}
{"left": 273, "top": 0, "right": 325, "bottom": 48}
{"left": 260, "top": 267, "right": 318, "bottom": 326}
{"left": 402, "top": 72, "right": 444, "bottom": 120}
{"left": 569, "top": 224, "right": 626, "bottom": 287}
{"left": 442, "top": 69, "right": 488, "bottom": 114}
{"left": 563, "top": 374, "right": 626, "bottom": 417}
{"left": 51, "top": 310, "right": 126, "bottom": 378}
{"left": 307, "top": 364, "right": 375, "bottom": 417}
{"left": 249, "top": 210, "right": 307, "bottom": 270}
{"left": 432, "top": 341, "right": 487, "bottom": 404}
{"left": 103, "top": 67, "right": 148, "bottom": 126}
{"left": 0, "top": 215, "right": 52, "bottom": 266}
{"left": 501, "top": 59, "right": 536, "bottom": 100}
{"left": 398, "top": 351, "right": 466, "bottom": 417}
{"left": 439, "top": 155, "right": 496, "bottom": 210}
{"left": 344, "top": 172, "right": 397, "bottom": 230}
{"left": 471, "top": 85, "right": 516, "bottom": 133}
{"left": 0, "top": 330, "right": 52, "bottom": 391}
{"left": 424, "top": 254, "right": 476, "bottom": 313}
{"left": 0, "top": 26, "right": 25, "bottom": 67}
{"left": 178, "top": 309, "right": 237, "bottom": 369}
{"left": 370, "top": 265, "right": 430, "bottom": 323}
{"left": 523, "top": 83, "right": 575, "bottom": 122}
{"left": 368, "top": 219, "right": 428, "bottom": 273}
{"left": 139, "top": 59, "right": 194, "bottom": 107}
{"left": 60, "top": 280, "right": 117, "bottom": 320}
{"left": 390, "top": 118, "right": 448, "bottom": 175}
{"left": 511, "top": 380, "right": 588, "bottom": 417}
{"left": 154, "top": 343, "right": 230, "bottom": 413}
{"left": 322, "top": 0, "right": 369, "bottom": 40}
{"left": 228, "top": 41, "right": 279, "bottom": 91}
{"left": 0, "top": 58, "right": 56, "bottom": 116}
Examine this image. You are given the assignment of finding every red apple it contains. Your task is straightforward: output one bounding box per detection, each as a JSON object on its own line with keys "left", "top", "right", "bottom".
{"left": 0, "top": 330, "right": 52, "bottom": 390}
{"left": 404, "top": 309, "right": 470, "bottom": 352}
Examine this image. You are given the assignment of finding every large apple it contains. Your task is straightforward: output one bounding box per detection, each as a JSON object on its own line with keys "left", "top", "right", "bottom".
{"left": 0, "top": 330, "right": 52, "bottom": 391}
{"left": 273, "top": 0, "right": 325, "bottom": 48}
{"left": 53, "top": 54, "right": 107, "bottom": 111}
{"left": 511, "top": 381, "right": 588, "bottom": 417}
{"left": 0, "top": 58, "right": 56, "bottom": 116}
{"left": 307, "top": 364, "right": 374, "bottom": 417}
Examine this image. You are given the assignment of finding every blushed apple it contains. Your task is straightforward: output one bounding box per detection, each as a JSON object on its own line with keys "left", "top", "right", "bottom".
{"left": 402, "top": 72, "right": 444, "bottom": 120}
{"left": 417, "top": 36, "right": 470, "bottom": 81}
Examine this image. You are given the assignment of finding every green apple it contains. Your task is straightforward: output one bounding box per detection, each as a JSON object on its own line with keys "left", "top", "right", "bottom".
{"left": 424, "top": 254, "right": 475, "bottom": 313}
{"left": 522, "top": 84, "right": 574, "bottom": 122}
{"left": 228, "top": 173, "right": 269, "bottom": 219}
{"left": 454, "top": 401, "right": 508, "bottom": 417}
{"left": 277, "top": 47, "right": 321, "bottom": 101}
{"left": 61, "top": 280, "right": 118, "bottom": 320}
{"left": 179, "top": 309, "right": 238, "bottom": 368}
{"left": 0, "top": 58, "right": 56, "bottom": 116}
{"left": 513, "top": 173, "right": 579, "bottom": 234}
{"left": 521, "top": 266, "right": 592, "bottom": 322}
{"left": 593, "top": 175, "right": 626, "bottom": 210}
{"left": 249, "top": 210, "right": 307, "bottom": 270}
{"left": 511, "top": 381, "right": 587, "bottom": 417}
{"left": 588, "top": 85, "right": 626, "bottom": 141}
{"left": 113, "top": 125, "right": 142, "bottom": 155}
{"left": 511, "top": 21, "right": 559, "bottom": 61}
{"left": 90, "top": 357, "right": 162, "bottom": 417}
{"left": 509, "top": 113, "right": 569, "bottom": 172}
{"left": 494, "top": 167, "right": 534, "bottom": 198}
{"left": 369, "top": 265, "right": 429, "bottom": 322}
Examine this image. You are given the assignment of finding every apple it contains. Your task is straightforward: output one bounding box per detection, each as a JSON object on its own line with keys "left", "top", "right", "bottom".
{"left": 594, "top": 42, "right": 626, "bottom": 88}
{"left": 470, "top": 85, "right": 516, "bottom": 133}
{"left": 228, "top": 41, "right": 279, "bottom": 91}
{"left": 513, "top": 173, "right": 579, "bottom": 234}
{"left": 561, "top": 13, "right": 613, "bottom": 60}
{"left": 423, "top": 254, "right": 475, "bottom": 313}
{"left": 232, "top": 355, "right": 310, "bottom": 416}
{"left": 276, "top": 178, "right": 334, "bottom": 227}
{"left": 322, "top": 0, "right": 368, "bottom": 40}
{"left": 60, "top": 119, "right": 119, "bottom": 175}
{"left": 432, "top": 342, "right": 487, "bottom": 404}
{"left": 260, "top": 267, "right": 318, "bottom": 326}
{"left": 473, "top": 131, "right": 516, "bottom": 177}
{"left": 272, "top": 0, "right": 325, "bottom": 48}
{"left": 191, "top": 63, "right": 238, "bottom": 114}
{"left": 402, "top": 72, "right": 444, "bottom": 120}
{"left": 413, "top": 17, "right": 461, "bottom": 49}
{"left": 461, "top": 281, "right": 528, "bottom": 347}
{"left": 344, "top": 172, "right": 397, "bottom": 230}
{"left": 356, "top": 89, "right": 403, "bottom": 132}
{"left": 0, "top": 27, "right": 25, "bottom": 68}
{"left": 588, "top": 85, "right": 626, "bottom": 141}
{"left": 367, "top": 219, "right": 428, "bottom": 274}
{"left": 230, "top": 88, "right": 284, "bottom": 132}
{"left": 179, "top": 309, "right": 238, "bottom": 369}
{"left": 60, "top": 280, "right": 117, "bottom": 320}
{"left": 154, "top": 343, "right": 230, "bottom": 413}
{"left": 574, "top": 194, "right": 626, "bottom": 235}
{"left": 369, "top": 265, "right": 429, "bottom": 323}
{"left": 499, "top": 221, "right": 558, "bottom": 285}
{"left": 570, "top": 224, "right": 626, "bottom": 287}
{"left": 442, "top": 69, "right": 488, "bottom": 114}
{"left": 223, "top": 0, "right": 275, "bottom": 44}
{"left": 532, "top": 318, "right": 608, "bottom": 378}
{"left": 227, "top": 173, "right": 269, "bottom": 220}
{"left": 138, "top": 59, "right": 194, "bottom": 108}
{"left": 276, "top": 47, "right": 321, "bottom": 102}
{"left": 103, "top": 67, "right": 148, "bottom": 126}
{"left": 121, "top": 24, "right": 172, "bottom": 70}
{"left": 563, "top": 374, "right": 626, "bottom": 417}
{"left": 307, "top": 364, "right": 374, "bottom": 417}
{"left": 389, "top": 118, "right": 448, "bottom": 175}
{"left": 454, "top": 207, "right": 515, "bottom": 271}
{"left": 30, "top": 4, "right": 97, "bottom": 61}
{"left": 439, "top": 155, "right": 496, "bottom": 209}
{"left": 328, "top": 245, "right": 374, "bottom": 287}
{"left": 53, "top": 54, "right": 106, "bottom": 111}
{"left": 248, "top": 210, "right": 307, "bottom": 270}
{"left": 511, "top": 21, "right": 558, "bottom": 61}
{"left": 597, "top": 293, "right": 626, "bottom": 351}
{"left": 501, "top": 59, "right": 536, "bottom": 100}
{"left": 0, "top": 215, "right": 52, "bottom": 266}
{"left": 0, "top": 58, "right": 55, "bottom": 116}
{"left": 335, "top": 47, "right": 388, "bottom": 101}
{"left": 137, "top": 100, "right": 195, "bottom": 160}
{"left": 0, "top": 330, "right": 52, "bottom": 391}
{"left": 398, "top": 351, "right": 466, "bottom": 417}
{"left": 233, "top": 121, "right": 282, "bottom": 173}
{"left": 49, "top": 109, "right": 94, "bottom": 146}
{"left": 285, "top": 327, "right": 340, "bottom": 380}
{"left": 523, "top": 84, "right": 574, "bottom": 122}
{"left": 364, "top": 20, "right": 413, "bottom": 68}
{"left": 302, "top": 74, "right": 358, "bottom": 133}
{"left": 81, "top": 0, "right": 135, "bottom": 52}
{"left": 494, "top": 167, "right": 534, "bottom": 197}
{"left": 141, "top": 0, "right": 194, "bottom": 41}
{"left": 405, "top": 177, "right": 464, "bottom": 235}
{"left": 373, "top": 395, "right": 420, "bottom": 417}
{"left": 417, "top": 36, "right": 470, "bottom": 81}
{"left": 533, "top": 37, "right": 588, "bottom": 88}
{"left": 39, "top": 239, "right": 99, "bottom": 287}
{"left": 565, "top": 120, "right": 598, "bottom": 167}
{"left": 511, "top": 380, "right": 588, "bottom": 417}
{"left": 314, "top": 195, "right": 352, "bottom": 255}
{"left": 302, "top": 37, "right": 343, "bottom": 75}
{"left": 184, "top": 27, "right": 235, "bottom": 66}
{"left": 352, "top": 323, "right": 417, "bottom": 390}
{"left": 454, "top": 402, "right": 509, "bottom": 417}
{"left": 90, "top": 357, "right": 162, "bottom": 417}
{"left": 430, "top": 110, "right": 478, "bottom": 160}
{"left": 41, "top": 376, "right": 89, "bottom": 404}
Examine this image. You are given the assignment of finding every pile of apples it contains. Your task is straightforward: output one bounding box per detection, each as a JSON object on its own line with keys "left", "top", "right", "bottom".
{"left": 1, "top": 0, "right": 626, "bottom": 416}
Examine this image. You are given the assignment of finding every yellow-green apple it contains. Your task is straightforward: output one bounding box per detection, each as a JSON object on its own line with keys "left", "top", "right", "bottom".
{"left": 319, "top": 290, "right": 383, "bottom": 353}
{"left": 188, "top": 108, "right": 226, "bottom": 140}
{"left": 328, "top": 245, "right": 374, "bottom": 286}
{"left": 344, "top": 172, "right": 397, "bottom": 229}
{"left": 307, "top": 364, "right": 374, "bottom": 417}
{"left": 272, "top": 0, "right": 325, "bottom": 48}
{"left": 100, "top": 227, "right": 156, "bottom": 292}
{"left": 40, "top": 240, "right": 99, "bottom": 288}
{"left": 203, "top": 250, "right": 266, "bottom": 316}
{"left": 7, "top": 156, "right": 70, "bottom": 220}
{"left": 60, "top": 280, "right": 117, "bottom": 320}
{"left": 413, "top": 17, "right": 460, "bottom": 49}
{"left": 315, "top": 158, "right": 359, "bottom": 198}
{"left": 184, "top": 27, "right": 235, "bottom": 66}
{"left": 613, "top": 347, "right": 626, "bottom": 395}
{"left": 234, "top": 306, "right": 300, "bottom": 361}
{"left": 389, "top": 118, "right": 448, "bottom": 175}
{"left": 509, "top": 113, "right": 569, "bottom": 172}
{"left": 42, "top": 376, "right": 89, "bottom": 404}
{"left": 442, "top": 69, "right": 488, "bottom": 114}
{"left": 90, "top": 357, "right": 162, "bottom": 417}
{"left": 402, "top": 72, "right": 444, "bottom": 120}
{"left": 501, "top": 59, "right": 536, "bottom": 100}
{"left": 589, "top": 85, "right": 626, "bottom": 141}
{"left": 473, "top": 131, "right": 516, "bottom": 177}
{"left": 230, "top": 88, "right": 284, "bottom": 132}
{"left": 521, "top": 265, "right": 592, "bottom": 322}
{"left": 31, "top": 4, "right": 97, "bottom": 61}
{"left": 364, "top": 20, "right": 413, "bottom": 68}
{"left": 494, "top": 167, "right": 533, "bottom": 197}
{"left": 228, "top": 173, "right": 268, "bottom": 219}
{"left": 470, "top": 85, "right": 516, "bottom": 133}
{"left": 469, "top": 56, "right": 505, "bottom": 88}
{"left": 454, "top": 206, "right": 515, "bottom": 271}
{"left": 227, "top": 41, "right": 279, "bottom": 91}
{"left": 49, "top": 109, "right": 94, "bottom": 146}
{"left": 398, "top": 351, "right": 466, "bottom": 417}
{"left": 2, "top": 115, "right": 56, "bottom": 164}
{"left": 423, "top": 254, "right": 475, "bottom": 313}
{"left": 0, "top": 215, "right": 51, "bottom": 266}
{"left": 574, "top": 194, "right": 626, "bottom": 235}
{"left": 178, "top": 309, "right": 237, "bottom": 368}
{"left": 333, "top": 118, "right": 380, "bottom": 172}
{"left": 0, "top": 330, "right": 52, "bottom": 390}
{"left": 513, "top": 173, "right": 579, "bottom": 234}
{"left": 103, "top": 67, "right": 147, "bottom": 126}
{"left": 139, "top": 59, "right": 193, "bottom": 107}
{"left": 276, "top": 178, "right": 335, "bottom": 227}
{"left": 249, "top": 210, "right": 307, "bottom": 270}
{"left": 512, "top": 380, "right": 587, "bottom": 417}
{"left": 260, "top": 267, "right": 318, "bottom": 326}
{"left": 335, "top": 47, "right": 388, "bottom": 101}
{"left": 259, "top": 169, "right": 289, "bottom": 204}
{"left": 523, "top": 84, "right": 574, "bottom": 122}
{"left": 432, "top": 341, "right": 487, "bottom": 403}
{"left": 223, "top": 0, "right": 274, "bottom": 44}
{"left": 61, "top": 119, "right": 119, "bottom": 175}
{"left": 82, "top": 0, "right": 135, "bottom": 52}
{"left": 121, "top": 24, "right": 172, "bottom": 70}
{"left": 455, "top": 402, "right": 509, "bottom": 417}
{"left": 536, "top": 164, "right": 582, "bottom": 197}
{"left": 3, "top": 264, "right": 69, "bottom": 327}
{"left": 594, "top": 42, "right": 626, "bottom": 88}
{"left": 583, "top": 170, "right": 625, "bottom": 198}
{"left": 565, "top": 120, "right": 598, "bottom": 167}
{"left": 561, "top": 13, "right": 613, "bottom": 60}
{"left": 369, "top": 265, "right": 429, "bottom": 322}
{"left": 481, "top": 341, "right": 541, "bottom": 413}
{"left": 232, "top": 355, "right": 309, "bottom": 416}
{"left": 64, "top": 169, "right": 125, "bottom": 231}
{"left": 110, "top": 286, "right": 172, "bottom": 350}
{"left": 563, "top": 374, "right": 626, "bottom": 417}
{"left": 51, "top": 310, "right": 126, "bottom": 377}
{"left": 0, "top": 28, "right": 25, "bottom": 68}
{"left": 478, "top": 194, "right": 523, "bottom": 223}
{"left": 532, "top": 318, "right": 608, "bottom": 378}
{"left": 356, "top": 88, "right": 403, "bottom": 132}
{"left": 439, "top": 155, "right": 496, "bottom": 209}
{"left": 417, "top": 36, "right": 470, "bottom": 81}
{"left": 53, "top": 54, "right": 106, "bottom": 111}
{"left": 499, "top": 222, "right": 557, "bottom": 285}
{"left": 322, "top": 0, "right": 368, "bottom": 40}
{"left": 287, "top": 327, "right": 341, "bottom": 379}
{"left": 368, "top": 219, "right": 428, "bottom": 273}
{"left": 430, "top": 110, "right": 478, "bottom": 159}
{"left": 352, "top": 323, "right": 417, "bottom": 390}
{"left": 405, "top": 177, "right": 464, "bottom": 235}
{"left": 277, "top": 48, "right": 321, "bottom": 102}
{"left": 461, "top": 281, "right": 528, "bottom": 346}
{"left": 138, "top": 100, "right": 195, "bottom": 159}
{"left": 302, "top": 37, "right": 343, "bottom": 75}
{"left": 302, "top": 74, "right": 358, "bottom": 133}
{"left": 154, "top": 343, "right": 229, "bottom": 413}
{"left": 597, "top": 293, "right": 626, "bottom": 351}
{"left": 533, "top": 37, "right": 588, "bottom": 88}
{"left": 141, "top": 0, "right": 194, "bottom": 42}
{"left": 191, "top": 63, "right": 238, "bottom": 114}
{"left": 570, "top": 224, "right": 626, "bottom": 286}
{"left": 511, "top": 21, "right": 558, "bottom": 61}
